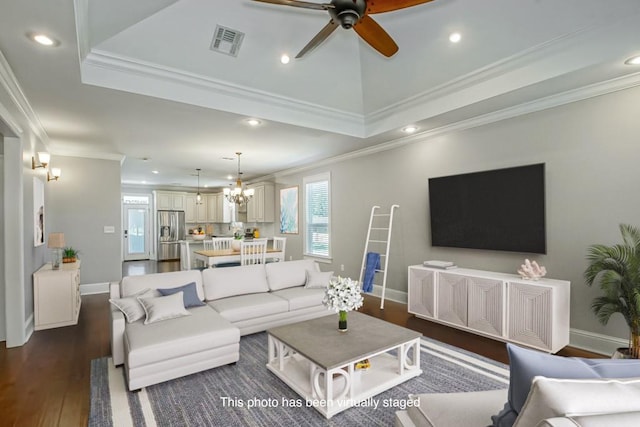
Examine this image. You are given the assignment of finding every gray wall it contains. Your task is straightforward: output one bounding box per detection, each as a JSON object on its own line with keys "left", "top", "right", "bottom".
{"left": 48, "top": 156, "right": 122, "bottom": 284}
{"left": 276, "top": 84, "right": 640, "bottom": 343}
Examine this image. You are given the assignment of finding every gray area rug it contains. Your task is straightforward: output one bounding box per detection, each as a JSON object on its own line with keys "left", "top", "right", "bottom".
{"left": 90, "top": 332, "right": 509, "bottom": 426}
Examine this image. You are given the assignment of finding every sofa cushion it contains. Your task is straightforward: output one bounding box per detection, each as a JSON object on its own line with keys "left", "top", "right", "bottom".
{"left": 110, "top": 288, "right": 158, "bottom": 323}
{"left": 492, "top": 343, "right": 640, "bottom": 427}
{"left": 541, "top": 412, "right": 640, "bottom": 427}
{"left": 208, "top": 293, "right": 288, "bottom": 323}
{"left": 304, "top": 270, "right": 333, "bottom": 289}
{"left": 407, "top": 388, "right": 508, "bottom": 427}
{"left": 125, "top": 305, "right": 238, "bottom": 369}
{"left": 138, "top": 292, "right": 191, "bottom": 325}
{"left": 265, "top": 259, "right": 318, "bottom": 291}
{"left": 121, "top": 270, "right": 204, "bottom": 300}
{"left": 157, "top": 282, "right": 205, "bottom": 308}
{"left": 271, "top": 286, "right": 327, "bottom": 311}
{"left": 202, "top": 264, "right": 269, "bottom": 301}
{"left": 514, "top": 376, "right": 640, "bottom": 427}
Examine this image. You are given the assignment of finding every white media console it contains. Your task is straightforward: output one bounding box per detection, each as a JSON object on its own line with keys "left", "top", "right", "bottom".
{"left": 408, "top": 265, "right": 570, "bottom": 353}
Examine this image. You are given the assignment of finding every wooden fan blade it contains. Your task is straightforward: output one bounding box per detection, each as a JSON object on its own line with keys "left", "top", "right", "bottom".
{"left": 252, "top": 0, "right": 333, "bottom": 11}
{"left": 353, "top": 15, "right": 398, "bottom": 57}
{"left": 295, "top": 19, "right": 339, "bottom": 58}
{"left": 366, "top": 0, "right": 435, "bottom": 14}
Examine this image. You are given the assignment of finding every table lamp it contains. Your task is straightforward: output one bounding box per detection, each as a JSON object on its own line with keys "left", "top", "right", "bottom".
{"left": 48, "top": 232, "right": 65, "bottom": 269}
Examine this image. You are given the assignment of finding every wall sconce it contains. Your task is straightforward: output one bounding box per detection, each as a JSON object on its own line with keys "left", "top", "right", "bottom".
{"left": 32, "top": 151, "right": 50, "bottom": 169}
{"left": 47, "top": 168, "right": 61, "bottom": 182}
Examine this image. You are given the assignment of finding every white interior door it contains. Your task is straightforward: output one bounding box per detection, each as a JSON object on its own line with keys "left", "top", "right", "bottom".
{"left": 123, "top": 195, "right": 151, "bottom": 261}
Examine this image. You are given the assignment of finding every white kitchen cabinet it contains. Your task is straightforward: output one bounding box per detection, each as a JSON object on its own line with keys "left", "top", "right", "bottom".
{"left": 246, "top": 182, "right": 274, "bottom": 223}
{"left": 185, "top": 193, "right": 207, "bottom": 223}
{"left": 33, "top": 261, "right": 81, "bottom": 330}
{"left": 206, "top": 194, "right": 218, "bottom": 223}
{"left": 408, "top": 265, "right": 570, "bottom": 352}
{"left": 156, "top": 191, "right": 186, "bottom": 211}
{"left": 203, "top": 193, "right": 234, "bottom": 223}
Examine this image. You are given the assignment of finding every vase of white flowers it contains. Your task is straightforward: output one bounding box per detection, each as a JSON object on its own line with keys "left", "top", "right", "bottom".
{"left": 322, "top": 276, "right": 363, "bottom": 332}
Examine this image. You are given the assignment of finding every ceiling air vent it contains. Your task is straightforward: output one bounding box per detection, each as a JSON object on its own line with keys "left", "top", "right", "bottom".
{"left": 210, "top": 25, "right": 244, "bottom": 57}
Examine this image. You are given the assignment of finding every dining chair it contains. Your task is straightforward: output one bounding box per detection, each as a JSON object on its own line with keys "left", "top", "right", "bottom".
{"left": 240, "top": 240, "right": 267, "bottom": 266}
{"left": 203, "top": 239, "right": 214, "bottom": 250}
{"left": 212, "top": 237, "right": 233, "bottom": 250}
{"left": 179, "top": 241, "right": 191, "bottom": 270}
{"left": 268, "top": 237, "right": 287, "bottom": 263}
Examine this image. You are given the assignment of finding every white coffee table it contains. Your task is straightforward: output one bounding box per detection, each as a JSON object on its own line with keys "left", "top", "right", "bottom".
{"left": 266, "top": 311, "right": 422, "bottom": 419}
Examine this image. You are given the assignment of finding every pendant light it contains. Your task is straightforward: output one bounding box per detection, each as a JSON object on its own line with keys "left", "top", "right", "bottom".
{"left": 195, "top": 168, "right": 202, "bottom": 204}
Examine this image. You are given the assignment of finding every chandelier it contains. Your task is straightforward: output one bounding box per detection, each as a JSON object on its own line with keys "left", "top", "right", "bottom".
{"left": 224, "top": 152, "right": 254, "bottom": 205}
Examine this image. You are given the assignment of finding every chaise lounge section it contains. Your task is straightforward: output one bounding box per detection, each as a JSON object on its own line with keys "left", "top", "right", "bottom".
{"left": 110, "top": 259, "right": 331, "bottom": 390}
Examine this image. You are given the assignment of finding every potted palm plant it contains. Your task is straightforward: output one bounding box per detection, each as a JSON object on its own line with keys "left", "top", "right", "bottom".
{"left": 585, "top": 224, "right": 640, "bottom": 358}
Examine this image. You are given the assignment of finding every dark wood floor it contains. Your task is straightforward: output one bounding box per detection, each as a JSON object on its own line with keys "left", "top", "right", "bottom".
{"left": 0, "top": 260, "right": 603, "bottom": 426}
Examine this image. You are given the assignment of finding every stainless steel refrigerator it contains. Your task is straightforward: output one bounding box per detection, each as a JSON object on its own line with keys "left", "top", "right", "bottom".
{"left": 157, "top": 210, "right": 185, "bottom": 261}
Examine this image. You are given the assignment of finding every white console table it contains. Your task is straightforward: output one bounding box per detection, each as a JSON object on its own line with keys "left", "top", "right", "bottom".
{"left": 408, "top": 265, "right": 570, "bottom": 353}
{"left": 33, "top": 261, "right": 81, "bottom": 330}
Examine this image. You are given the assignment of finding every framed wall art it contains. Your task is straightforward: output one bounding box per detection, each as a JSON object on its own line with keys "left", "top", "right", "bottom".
{"left": 279, "top": 186, "right": 298, "bottom": 234}
{"left": 34, "top": 177, "right": 45, "bottom": 247}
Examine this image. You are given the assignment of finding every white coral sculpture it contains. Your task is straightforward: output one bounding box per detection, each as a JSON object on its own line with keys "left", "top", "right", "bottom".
{"left": 517, "top": 259, "right": 547, "bottom": 280}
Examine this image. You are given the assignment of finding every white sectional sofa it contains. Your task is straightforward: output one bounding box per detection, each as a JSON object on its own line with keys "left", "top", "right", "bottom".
{"left": 110, "top": 259, "right": 331, "bottom": 391}
{"left": 395, "top": 343, "right": 640, "bottom": 427}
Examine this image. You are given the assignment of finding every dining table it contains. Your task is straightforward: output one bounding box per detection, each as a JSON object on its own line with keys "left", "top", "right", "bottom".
{"left": 193, "top": 247, "right": 285, "bottom": 268}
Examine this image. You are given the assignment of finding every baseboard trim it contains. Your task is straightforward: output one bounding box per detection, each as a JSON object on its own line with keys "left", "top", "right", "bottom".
{"left": 24, "top": 313, "right": 34, "bottom": 343}
{"left": 367, "top": 284, "right": 408, "bottom": 305}
{"left": 569, "top": 328, "right": 627, "bottom": 356}
{"left": 80, "top": 282, "right": 109, "bottom": 295}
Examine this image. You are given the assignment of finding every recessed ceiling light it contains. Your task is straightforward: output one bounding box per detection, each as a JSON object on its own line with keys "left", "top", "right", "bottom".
{"left": 280, "top": 54, "right": 291, "bottom": 64}
{"left": 246, "top": 118, "right": 261, "bottom": 127}
{"left": 227, "top": 174, "right": 233, "bottom": 180}
{"left": 28, "top": 32, "right": 59, "bottom": 47}
{"left": 625, "top": 55, "right": 640, "bottom": 65}
{"left": 402, "top": 125, "right": 418, "bottom": 134}
{"left": 152, "top": 170, "right": 159, "bottom": 174}
{"left": 449, "top": 32, "right": 462, "bottom": 43}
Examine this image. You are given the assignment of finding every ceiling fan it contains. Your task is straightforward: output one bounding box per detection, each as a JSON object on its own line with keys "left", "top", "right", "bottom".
{"left": 253, "top": 0, "right": 436, "bottom": 59}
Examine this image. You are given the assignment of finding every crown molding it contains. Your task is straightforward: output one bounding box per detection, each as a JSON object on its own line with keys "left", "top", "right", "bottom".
{"left": 0, "top": 50, "right": 48, "bottom": 142}
{"left": 72, "top": 0, "right": 91, "bottom": 63}
{"left": 363, "top": 16, "right": 640, "bottom": 136}
{"left": 275, "top": 71, "right": 640, "bottom": 178}
{"left": 81, "top": 49, "right": 366, "bottom": 137}
{"left": 51, "top": 149, "right": 125, "bottom": 162}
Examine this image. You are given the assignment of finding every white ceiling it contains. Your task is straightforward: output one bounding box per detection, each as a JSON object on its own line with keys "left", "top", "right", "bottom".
{"left": 1, "top": 0, "right": 640, "bottom": 190}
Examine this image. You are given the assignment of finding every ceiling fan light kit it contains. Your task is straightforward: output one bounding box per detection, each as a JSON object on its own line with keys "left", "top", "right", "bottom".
{"left": 253, "top": 0, "right": 435, "bottom": 59}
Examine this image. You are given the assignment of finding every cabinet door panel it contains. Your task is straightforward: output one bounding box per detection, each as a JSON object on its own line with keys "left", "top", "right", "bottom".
{"left": 468, "top": 277, "right": 504, "bottom": 337}
{"left": 437, "top": 273, "right": 467, "bottom": 326}
{"left": 184, "top": 195, "right": 197, "bottom": 223}
{"left": 508, "top": 282, "right": 553, "bottom": 350}
{"left": 408, "top": 268, "right": 435, "bottom": 318}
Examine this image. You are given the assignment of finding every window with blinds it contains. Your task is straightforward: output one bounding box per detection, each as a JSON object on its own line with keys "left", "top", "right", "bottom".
{"left": 303, "top": 172, "right": 330, "bottom": 258}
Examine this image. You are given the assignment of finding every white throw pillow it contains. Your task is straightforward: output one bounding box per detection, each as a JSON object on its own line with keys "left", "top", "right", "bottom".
{"left": 137, "top": 291, "right": 191, "bottom": 325}
{"left": 109, "top": 288, "right": 158, "bottom": 323}
{"left": 514, "top": 376, "right": 640, "bottom": 427}
{"left": 304, "top": 270, "right": 333, "bottom": 289}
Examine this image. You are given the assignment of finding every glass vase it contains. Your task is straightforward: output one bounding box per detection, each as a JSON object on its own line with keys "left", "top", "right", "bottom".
{"left": 338, "top": 310, "right": 348, "bottom": 332}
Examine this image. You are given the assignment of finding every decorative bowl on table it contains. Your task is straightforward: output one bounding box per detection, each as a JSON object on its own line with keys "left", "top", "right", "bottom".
{"left": 192, "top": 234, "right": 206, "bottom": 241}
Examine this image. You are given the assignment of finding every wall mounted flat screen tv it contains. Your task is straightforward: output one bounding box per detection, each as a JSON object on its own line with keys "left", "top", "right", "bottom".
{"left": 429, "top": 163, "right": 546, "bottom": 254}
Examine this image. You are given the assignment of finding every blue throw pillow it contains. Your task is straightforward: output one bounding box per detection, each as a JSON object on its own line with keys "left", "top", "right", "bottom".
{"left": 157, "top": 282, "right": 205, "bottom": 308}
{"left": 491, "top": 343, "right": 640, "bottom": 427}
